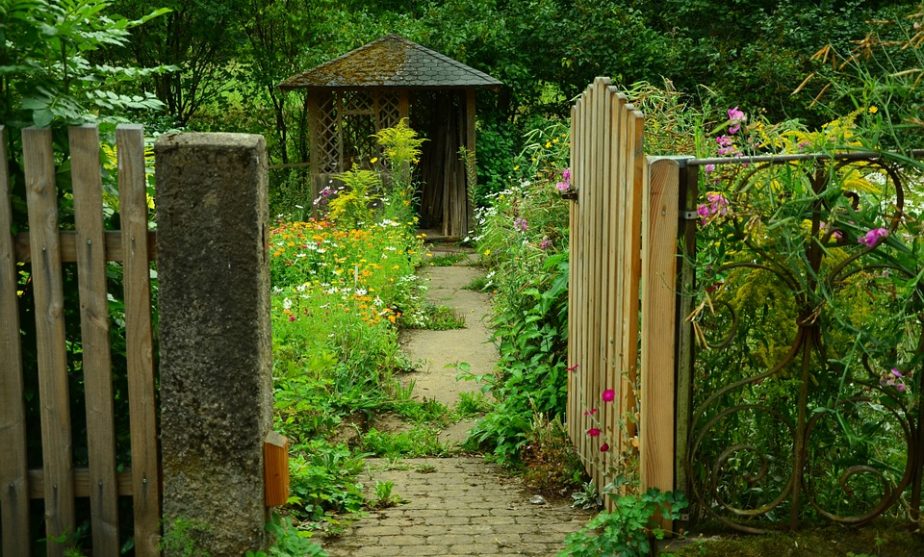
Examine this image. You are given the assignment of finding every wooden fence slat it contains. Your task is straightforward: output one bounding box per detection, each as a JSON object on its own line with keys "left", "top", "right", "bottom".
{"left": 588, "top": 78, "right": 602, "bottom": 492}
{"left": 70, "top": 124, "right": 120, "bottom": 557}
{"left": 602, "top": 87, "right": 619, "bottom": 494}
{"left": 640, "top": 158, "right": 680, "bottom": 528}
{"left": 0, "top": 125, "right": 32, "bottom": 556}
{"left": 23, "top": 126, "right": 75, "bottom": 557}
{"left": 117, "top": 124, "right": 161, "bottom": 557}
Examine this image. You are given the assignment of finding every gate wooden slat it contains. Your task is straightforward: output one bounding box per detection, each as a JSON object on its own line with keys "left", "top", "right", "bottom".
{"left": 23, "top": 126, "right": 75, "bottom": 557}
{"left": 588, "top": 78, "right": 602, "bottom": 492}
{"left": 117, "top": 124, "right": 161, "bottom": 557}
{"left": 603, "top": 87, "right": 620, "bottom": 484}
{"left": 640, "top": 158, "right": 680, "bottom": 519}
{"left": 620, "top": 108, "right": 644, "bottom": 445}
{"left": 567, "top": 105, "right": 577, "bottom": 443}
{"left": 580, "top": 83, "right": 592, "bottom": 467}
{"left": 70, "top": 124, "right": 120, "bottom": 557}
{"left": 0, "top": 125, "right": 32, "bottom": 556}
{"left": 597, "top": 82, "right": 613, "bottom": 484}
{"left": 612, "top": 93, "right": 628, "bottom": 461}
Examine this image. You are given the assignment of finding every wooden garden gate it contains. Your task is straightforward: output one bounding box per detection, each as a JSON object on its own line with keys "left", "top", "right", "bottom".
{"left": 0, "top": 124, "right": 160, "bottom": 557}
{"left": 566, "top": 77, "right": 682, "bottom": 509}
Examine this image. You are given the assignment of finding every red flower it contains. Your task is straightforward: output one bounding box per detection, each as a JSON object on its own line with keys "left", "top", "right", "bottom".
{"left": 587, "top": 427, "right": 601, "bottom": 437}
{"left": 601, "top": 388, "right": 615, "bottom": 402}
{"left": 600, "top": 443, "right": 610, "bottom": 452}
{"left": 583, "top": 408, "right": 598, "bottom": 416}
{"left": 567, "top": 364, "right": 579, "bottom": 373}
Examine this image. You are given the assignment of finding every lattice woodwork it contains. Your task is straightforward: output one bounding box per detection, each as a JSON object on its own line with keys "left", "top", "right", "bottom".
{"left": 317, "top": 94, "right": 340, "bottom": 174}
{"left": 378, "top": 92, "right": 402, "bottom": 129}
{"left": 342, "top": 90, "right": 374, "bottom": 115}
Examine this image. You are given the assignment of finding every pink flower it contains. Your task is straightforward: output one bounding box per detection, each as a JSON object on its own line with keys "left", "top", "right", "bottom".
{"left": 892, "top": 368, "right": 904, "bottom": 378}
{"left": 514, "top": 217, "right": 528, "bottom": 232}
{"left": 727, "top": 107, "right": 746, "bottom": 134}
{"left": 697, "top": 192, "right": 730, "bottom": 225}
{"left": 717, "top": 146, "right": 735, "bottom": 156}
{"left": 288, "top": 314, "right": 296, "bottom": 322}
{"left": 562, "top": 168, "right": 572, "bottom": 182}
{"left": 587, "top": 427, "right": 601, "bottom": 437}
{"left": 704, "top": 163, "right": 716, "bottom": 173}
{"left": 716, "top": 135, "right": 733, "bottom": 148}
{"left": 599, "top": 443, "right": 610, "bottom": 452}
{"left": 858, "top": 227, "right": 889, "bottom": 248}
{"left": 584, "top": 408, "right": 598, "bottom": 416}
{"left": 601, "top": 388, "right": 615, "bottom": 402}
{"left": 539, "top": 237, "right": 553, "bottom": 250}
{"left": 556, "top": 181, "right": 570, "bottom": 192}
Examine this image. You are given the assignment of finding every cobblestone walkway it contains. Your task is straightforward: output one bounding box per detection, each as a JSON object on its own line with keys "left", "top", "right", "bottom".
{"left": 323, "top": 458, "right": 591, "bottom": 556}
{"left": 322, "top": 253, "right": 591, "bottom": 556}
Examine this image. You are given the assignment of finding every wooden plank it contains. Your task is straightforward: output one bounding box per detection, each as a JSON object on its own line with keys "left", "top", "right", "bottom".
{"left": 117, "top": 124, "right": 161, "bottom": 557}
{"left": 28, "top": 469, "right": 134, "bottom": 498}
{"left": 600, "top": 86, "right": 621, "bottom": 499}
{"left": 306, "top": 93, "right": 321, "bottom": 208}
{"left": 0, "top": 125, "right": 32, "bottom": 556}
{"left": 621, "top": 108, "right": 644, "bottom": 444}
{"left": 579, "top": 85, "right": 591, "bottom": 474}
{"left": 591, "top": 77, "right": 607, "bottom": 492}
{"left": 597, "top": 84, "right": 614, "bottom": 488}
{"left": 69, "top": 124, "right": 120, "bottom": 556}
{"left": 640, "top": 158, "right": 680, "bottom": 530}
{"left": 568, "top": 104, "right": 577, "bottom": 443}
{"left": 23, "top": 126, "right": 75, "bottom": 557}
{"left": 464, "top": 89, "right": 477, "bottom": 237}
{"left": 14, "top": 229, "right": 157, "bottom": 263}
{"left": 263, "top": 433, "right": 290, "bottom": 507}
{"left": 610, "top": 94, "right": 628, "bottom": 462}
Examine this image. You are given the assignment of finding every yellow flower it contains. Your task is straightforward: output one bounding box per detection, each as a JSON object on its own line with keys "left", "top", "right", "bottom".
{"left": 370, "top": 156, "right": 379, "bottom": 163}
{"left": 544, "top": 141, "right": 551, "bottom": 148}
{"left": 868, "top": 106, "right": 878, "bottom": 114}
{"left": 483, "top": 249, "right": 491, "bottom": 256}
{"left": 513, "top": 165, "right": 520, "bottom": 171}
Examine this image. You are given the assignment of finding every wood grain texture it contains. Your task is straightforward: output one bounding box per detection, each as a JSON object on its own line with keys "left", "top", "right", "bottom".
{"left": 640, "top": 158, "right": 680, "bottom": 530}
{"left": 14, "top": 229, "right": 157, "bottom": 262}
{"left": 117, "top": 124, "right": 161, "bottom": 557}
{"left": 28, "top": 469, "right": 134, "bottom": 499}
{"left": 0, "top": 125, "right": 32, "bottom": 556}
{"left": 23, "top": 126, "right": 75, "bottom": 557}
{"left": 69, "top": 124, "right": 120, "bottom": 557}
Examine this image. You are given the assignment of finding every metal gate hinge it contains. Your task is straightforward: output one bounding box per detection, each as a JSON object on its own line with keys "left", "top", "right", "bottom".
{"left": 681, "top": 210, "right": 699, "bottom": 221}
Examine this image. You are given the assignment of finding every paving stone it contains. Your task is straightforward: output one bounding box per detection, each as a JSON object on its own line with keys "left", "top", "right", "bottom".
{"left": 323, "top": 458, "right": 591, "bottom": 556}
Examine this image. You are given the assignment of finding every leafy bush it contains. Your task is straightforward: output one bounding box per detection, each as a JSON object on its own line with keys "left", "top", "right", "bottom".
{"left": 560, "top": 488, "right": 686, "bottom": 557}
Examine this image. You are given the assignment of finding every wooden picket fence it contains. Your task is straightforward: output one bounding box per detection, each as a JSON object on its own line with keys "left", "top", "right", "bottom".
{"left": 0, "top": 124, "right": 160, "bottom": 557}
{"left": 566, "top": 77, "right": 679, "bottom": 513}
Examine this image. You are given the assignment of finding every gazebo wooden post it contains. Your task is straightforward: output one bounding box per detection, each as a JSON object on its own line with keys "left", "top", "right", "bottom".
{"left": 306, "top": 93, "right": 321, "bottom": 206}
{"left": 464, "top": 89, "right": 477, "bottom": 237}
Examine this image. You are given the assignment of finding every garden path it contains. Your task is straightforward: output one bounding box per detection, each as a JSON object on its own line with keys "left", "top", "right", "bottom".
{"left": 322, "top": 247, "right": 591, "bottom": 556}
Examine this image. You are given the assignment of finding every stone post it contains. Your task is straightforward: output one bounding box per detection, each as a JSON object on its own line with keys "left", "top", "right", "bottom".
{"left": 155, "top": 133, "right": 272, "bottom": 555}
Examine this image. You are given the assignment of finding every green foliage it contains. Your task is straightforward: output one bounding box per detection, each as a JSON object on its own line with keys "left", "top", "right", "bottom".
{"left": 245, "top": 514, "right": 327, "bottom": 557}
{"left": 287, "top": 441, "right": 366, "bottom": 522}
{"left": 160, "top": 517, "right": 212, "bottom": 557}
{"left": 358, "top": 426, "right": 448, "bottom": 458}
{"left": 0, "top": 0, "right": 169, "bottom": 126}
{"left": 369, "top": 480, "right": 404, "bottom": 509}
{"left": 560, "top": 489, "right": 686, "bottom": 557}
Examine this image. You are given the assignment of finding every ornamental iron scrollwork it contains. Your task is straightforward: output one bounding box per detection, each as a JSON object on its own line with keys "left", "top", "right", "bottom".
{"left": 685, "top": 155, "right": 924, "bottom": 532}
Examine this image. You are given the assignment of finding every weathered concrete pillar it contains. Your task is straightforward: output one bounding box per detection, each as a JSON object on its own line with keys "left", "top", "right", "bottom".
{"left": 155, "top": 133, "right": 272, "bottom": 555}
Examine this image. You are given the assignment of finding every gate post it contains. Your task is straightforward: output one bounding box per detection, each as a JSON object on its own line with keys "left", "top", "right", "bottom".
{"left": 155, "top": 133, "right": 273, "bottom": 555}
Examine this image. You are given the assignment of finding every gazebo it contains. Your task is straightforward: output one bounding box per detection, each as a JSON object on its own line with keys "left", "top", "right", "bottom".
{"left": 279, "top": 34, "right": 502, "bottom": 239}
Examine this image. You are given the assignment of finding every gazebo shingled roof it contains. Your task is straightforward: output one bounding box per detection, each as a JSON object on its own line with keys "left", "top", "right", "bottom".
{"left": 278, "top": 34, "right": 502, "bottom": 90}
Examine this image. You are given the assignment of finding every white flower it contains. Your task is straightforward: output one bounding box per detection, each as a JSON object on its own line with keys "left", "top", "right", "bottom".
{"left": 282, "top": 298, "right": 292, "bottom": 310}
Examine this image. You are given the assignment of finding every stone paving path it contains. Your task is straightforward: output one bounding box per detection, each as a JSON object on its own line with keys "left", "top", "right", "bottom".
{"left": 322, "top": 249, "right": 591, "bottom": 556}
{"left": 323, "top": 458, "right": 590, "bottom": 556}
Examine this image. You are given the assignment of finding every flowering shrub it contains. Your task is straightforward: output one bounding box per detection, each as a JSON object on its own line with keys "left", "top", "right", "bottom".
{"left": 269, "top": 123, "right": 429, "bottom": 525}
{"left": 689, "top": 104, "right": 924, "bottom": 526}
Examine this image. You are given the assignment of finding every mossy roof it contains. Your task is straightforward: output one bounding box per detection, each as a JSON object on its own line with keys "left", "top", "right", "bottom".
{"left": 279, "top": 34, "right": 502, "bottom": 91}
